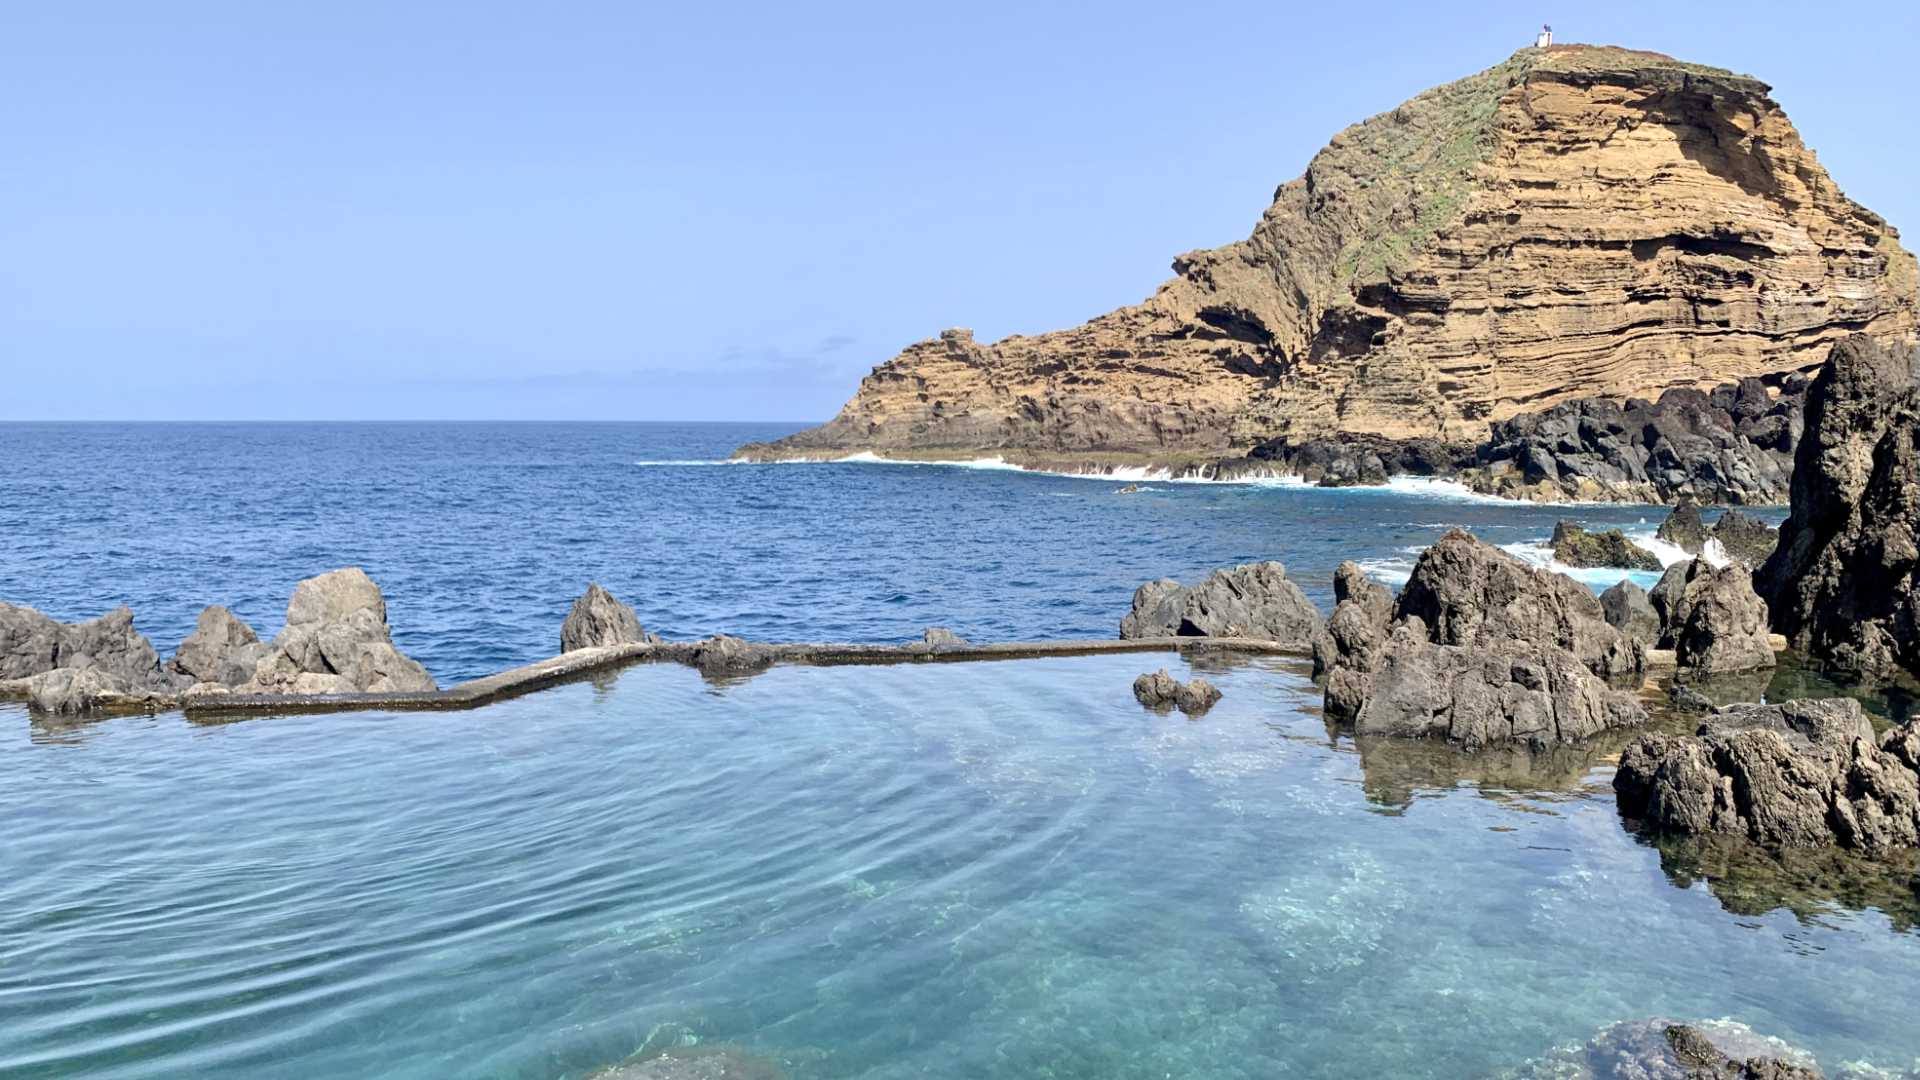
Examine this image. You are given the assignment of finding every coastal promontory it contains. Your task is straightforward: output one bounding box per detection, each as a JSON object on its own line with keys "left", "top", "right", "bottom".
{"left": 740, "top": 45, "right": 1917, "bottom": 473}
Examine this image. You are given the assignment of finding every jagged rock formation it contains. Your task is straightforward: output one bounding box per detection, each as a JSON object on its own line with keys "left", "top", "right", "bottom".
{"left": 1318, "top": 530, "right": 1646, "bottom": 747}
{"left": 1119, "top": 562, "right": 1324, "bottom": 646}
{"left": 743, "top": 45, "right": 1916, "bottom": 467}
{"left": 1616, "top": 699, "right": 1920, "bottom": 853}
{"left": 170, "top": 606, "right": 267, "bottom": 687}
{"left": 242, "top": 568, "right": 437, "bottom": 695}
{"left": 0, "top": 603, "right": 186, "bottom": 713}
{"left": 1550, "top": 521, "right": 1662, "bottom": 570}
{"left": 1667, "top": 560, "right": 1776, "bottom": 675}
{"left": 1657, "top": 502, "right": 1783, "bottom": 565}
{"left": 560, "top": 583, "right": 647, "bottom": 653}
{"left": 1758, "top": 334, "right": 1920, "bottom": 679}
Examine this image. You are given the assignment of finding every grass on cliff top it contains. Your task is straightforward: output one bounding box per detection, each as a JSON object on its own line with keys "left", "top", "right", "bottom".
{"left": 1330, "top": 52, "right": 1533, "bottom": 286}
{"left": 1326, "top": 44, "right": 1747, "bottom": 288}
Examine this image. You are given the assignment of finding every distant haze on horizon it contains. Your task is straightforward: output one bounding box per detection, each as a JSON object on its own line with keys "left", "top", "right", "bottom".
{"left": 7, "top": 0, "right": 1917, "bottom": 422}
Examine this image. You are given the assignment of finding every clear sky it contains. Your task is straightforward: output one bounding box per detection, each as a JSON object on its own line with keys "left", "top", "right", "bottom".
{"left": 6, "top": 0, "right": 1915, "bottom": 421}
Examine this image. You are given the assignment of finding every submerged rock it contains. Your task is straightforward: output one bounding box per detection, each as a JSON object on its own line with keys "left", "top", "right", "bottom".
{"left": 1119, "top": 561, "right": 1324, "bottom": 646}
{"left": 1758, "top": 334, "right": 1920, "bottom": 680}
{"left": 1131, "top": 669, "right": 1222, "bottom": 715}
{"left": 170, "top": 606, "right": 267, "bottom": 687}
{"left": 1497, "top": 1017, "right": 1824, "bottom": 1079}
{"left": 1669, "top": 561, "right": 1776, "bottom": 676}
{"left": 586, "top": 1046, "right": 786, "bottom": 1080}
{"left": 243, "top": 568, "right": 437, "bottom": 695}
{"left": 1599, "top": 580, "right": 1661, "bottom": 647}
{"left": 1319, "top": 531, "right": 1646, "bottom": 748}
{"left": 1550, "top": 521, "right": 1662, "bottom": 570}
{"left": 1615, "top": 699, "right": 1920, "bottom": 853}
{"left": 561, "top": 583, "right": 646, "bottom": 652}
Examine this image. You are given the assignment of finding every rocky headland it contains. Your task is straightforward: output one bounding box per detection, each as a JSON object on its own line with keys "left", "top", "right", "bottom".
{"left": 738, "top": 45, "right": 1917, "bottom": 504}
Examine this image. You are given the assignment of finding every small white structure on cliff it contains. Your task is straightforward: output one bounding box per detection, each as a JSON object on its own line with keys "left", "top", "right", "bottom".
{"left": 1535, "top": 24, "right": 1553, "bottom": 47}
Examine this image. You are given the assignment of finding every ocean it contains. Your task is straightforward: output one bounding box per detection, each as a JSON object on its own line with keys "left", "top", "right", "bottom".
{"left": 11, "top": 422, "right": 1918, "bottom": 1080}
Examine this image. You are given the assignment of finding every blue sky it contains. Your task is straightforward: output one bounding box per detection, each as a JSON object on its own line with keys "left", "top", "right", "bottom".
{"left": 5, "top": 0, "right": 1915, "bottom": 421}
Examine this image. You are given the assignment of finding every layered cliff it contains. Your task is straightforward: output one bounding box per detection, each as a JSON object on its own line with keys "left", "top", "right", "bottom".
{"left": 740, "top": 45, "right": 1917, "bottom": 464}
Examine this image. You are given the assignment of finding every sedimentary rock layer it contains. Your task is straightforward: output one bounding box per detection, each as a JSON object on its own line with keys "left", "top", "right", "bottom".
{"left": 744, "top": 45, "right": 1916, "bottom": 464}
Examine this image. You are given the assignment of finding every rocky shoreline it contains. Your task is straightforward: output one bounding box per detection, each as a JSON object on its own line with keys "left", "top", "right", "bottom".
{"left": 735, "top": 372, "right": 1818, "bottom": 506}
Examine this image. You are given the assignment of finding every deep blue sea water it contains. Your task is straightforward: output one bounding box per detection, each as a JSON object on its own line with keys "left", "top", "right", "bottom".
{"left": 11, "top": 422, "right": 1916, "bottom": 1080}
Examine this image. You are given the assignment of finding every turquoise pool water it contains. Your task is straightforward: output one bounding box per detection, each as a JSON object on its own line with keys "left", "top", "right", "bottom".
{"left": 4, "top": 654, "right": 1917, "bottom": 1078}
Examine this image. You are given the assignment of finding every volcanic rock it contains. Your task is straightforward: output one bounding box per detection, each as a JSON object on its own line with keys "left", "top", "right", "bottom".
{"left": 561, "top": 583, "right": 646, "bottom": 652}
{"left": 741, "top": 46, "right": 1914, "bottom": 468}
{"left": 243, "top": 568, "right": 437, "bottom": 695}
{"left": 170, "top": 606, "right": 267, "bottom": 687}
{"left": 688, "top": 635, "right": 775, "bottom": 677}
{"left": 1132, "top": 669, "right": 1223, "bottom": 715}
{"left": 0, "top": 602, "right": 180, "bottom": 694}
{"left": 1757, "top": 334, "right": 1920, "bottom": 679}
{"left": 1668, "top": 561, "right": 1775, "bottom": 675}
{"left": 1615, "top": 699, "right": 1920, "bottom": 853}
{"left": 1497, "top": 1017, "right": 1825, "bottom": 1079}
{"left": 1119, "top": 561, "right": 1324, "bottom": 646}
{"left": 1599, "top": 580, "right": 1661, "bottom": 647}
{"left": 1657, "top": 501, "right": 1710, "bottom": 552}
{"left": 1318, "top": 531, "right": 1646, "bottom": 746}
{"left": 1708, "top": 509, "right": 1779, "bottom": 566}
{"left": 1550, "top": 521, "right": 1663, "bottom": 570}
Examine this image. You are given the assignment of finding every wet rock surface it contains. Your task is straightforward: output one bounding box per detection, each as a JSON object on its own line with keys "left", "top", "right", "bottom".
{"left": 1131, "top": 668, "right": 1222, "bottom": 715}
{"left": 1615, "top": 699, "right": 1920, "bottom": 853}
{"left": 1319, "top": 531, "right": 1646, "bottom": 747}
{"left": 1758, "top": 335, "right": 1920, "bottom": 680}
{"left": 242, "top": 568, "right": 438, "bottom": 695}
{"left": 1551, "top": 521, "right": 1663, "bottom": 570}
{"left": 1119, "top": 561, "right": 1324, "bottom": 646}
{"left": 561, "top": 582, "right": 646, "bottom": 653}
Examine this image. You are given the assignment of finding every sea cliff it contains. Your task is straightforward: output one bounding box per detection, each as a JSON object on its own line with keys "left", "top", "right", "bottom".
{"left": 739, "top": 45, "right": 1918, "bottom": 502}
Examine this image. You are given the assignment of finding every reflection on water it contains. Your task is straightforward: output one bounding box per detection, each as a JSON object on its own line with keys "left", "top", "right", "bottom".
{"left": 1639, "top": 834, "right": 1920, "bottom": 933}
{"left": 4, "top": 655, "right": 1920, "bottom": 1079}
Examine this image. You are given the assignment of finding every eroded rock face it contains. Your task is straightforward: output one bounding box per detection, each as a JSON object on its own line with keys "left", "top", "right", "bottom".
{"left": 1757, "top": 334, "right": 1920, "bottom": 679}
{"left": 1319, "top": 531, "right": 1646, "bottom": 747}
{"left": 1657, "top": 502, "right": 1711, "bottom": 553}
{"left": 1131, "top": 669, "right": 1222, "bottom": 715}
{"left": 1118, "top": 562, "right": 1324, "bottom": 646}
{"left": 1551, "top": 521, "right": 1662, "bottom": 570}
{"left": 561, "top": 583, "right": 645, "bottom": 653}
{"left": 1709, "top": 510, "right": 1780, "bottom": 566}
{"left": 742, "top": 47, "right": 1914, "bottom": 465}
{"left": 1615, "top": 699, "right": 1920, "bottom": 853}
{"left": 921, "top": 627, "right": 966, "bottom": 648}
{"left": 1670, "top": 561, "right": 1776, "bottom": 675}
{"left": 170, "top": 606, "right": 266, "bottom": 687}
{"left": 23, "top": 667, "right": 171, "bottom": 716}
{"left": 243, "top": 569, "right": 437, "bottom": 695}
{"left": 1497, "top": 1017, "right": 1824, "bottom": 1079}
